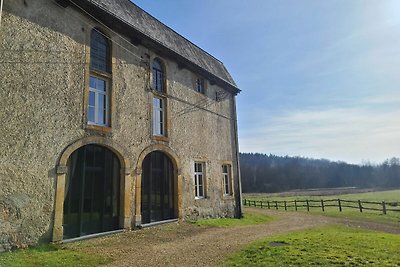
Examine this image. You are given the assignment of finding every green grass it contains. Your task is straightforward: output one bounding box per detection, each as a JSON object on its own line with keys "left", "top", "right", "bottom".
{"left": 221, "top": 225, "right": 400, "bottom": 267}
{"left": 244, "top": 189, "right": 400, "bottom": 225}
{"left": 189, "top": 211, "right": 274, "bottom": 227}
{"left": 0, "top": 244, "right": 111, "bottom": 267}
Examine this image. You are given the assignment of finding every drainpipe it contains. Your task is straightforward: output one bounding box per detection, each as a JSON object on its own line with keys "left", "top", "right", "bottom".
{"left": 0, "top": 0, "right": 3, "bottom": 28}
{"left": 232, "top": 95, "right": 243, "bottom": 218}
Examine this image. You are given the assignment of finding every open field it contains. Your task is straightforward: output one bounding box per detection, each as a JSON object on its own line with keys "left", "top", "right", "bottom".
{"left": 244, "top": 189, "right": 400, "bottom": 225}
{"left": 221, "top": 225, "right": 400, "bottom": 267}
{"left": 1, "top": 208, "right": 399, "bottom": 266}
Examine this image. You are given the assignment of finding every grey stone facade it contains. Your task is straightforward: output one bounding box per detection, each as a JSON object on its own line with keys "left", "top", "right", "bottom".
{"left": 0, "top": 0, "right": 241, "bottom": 251}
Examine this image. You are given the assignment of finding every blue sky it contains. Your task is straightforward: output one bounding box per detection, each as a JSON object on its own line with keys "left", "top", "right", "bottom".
{"left": 133, "top": 0, "right": 400, "bottom": 164}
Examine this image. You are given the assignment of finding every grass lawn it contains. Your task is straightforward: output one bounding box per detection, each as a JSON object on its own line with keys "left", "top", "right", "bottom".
{"left": 0, "top": 244, "right": 111, "bottom": 267}
{"left": 189, "top": 211, "right": 274, "bottom": 227}
{"left": 244, "top": 189, "right": 400, "bottom": 225}
{"left": 221, "top": 225, "right": 400, "bottom": 267}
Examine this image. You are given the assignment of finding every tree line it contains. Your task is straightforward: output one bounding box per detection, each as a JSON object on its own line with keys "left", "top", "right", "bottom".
{"left": 240, "top": 153, "right": 400, "bottom": 193}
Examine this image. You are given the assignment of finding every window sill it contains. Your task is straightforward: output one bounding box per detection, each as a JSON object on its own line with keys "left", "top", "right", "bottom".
{"left": 195, "top": 197, "right": 207, "bottom": 200}
{"left": 152, "top": 135, "right": 169, "bottom": 142}
{"left": 86, "top": 124, "right": 112, "bottom": 133}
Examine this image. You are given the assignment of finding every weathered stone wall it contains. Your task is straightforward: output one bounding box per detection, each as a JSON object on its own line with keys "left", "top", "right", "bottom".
{"left": 0, "top": 0, "right": 239, "bottom": 251}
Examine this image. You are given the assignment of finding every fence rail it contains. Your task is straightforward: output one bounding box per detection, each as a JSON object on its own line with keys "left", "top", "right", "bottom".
{"left": 243, "top": 198, "right": 400, "bottom": 214}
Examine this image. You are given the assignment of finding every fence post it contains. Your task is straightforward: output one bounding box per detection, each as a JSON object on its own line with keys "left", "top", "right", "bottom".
{"left": 358, "top": 200, "right": 363, "bottom": 213}
{"left": 382, "top": 201, "right": 387, "bottom": 215}
{"left": 267, "top": 201, "right": 270, "bottom": 209}
{"left": 321, "top": 199, "right": 325, "bottom": 212}
{"left": 260, "top": 201, "right": 263, "bottom": 209}
{"left": 294, "top": 200, "right": 297, "bottom": 211}
{"left": 254, "top": 200, "right": 256, "bottom": 207}
{"left": 306, "top": 200, "right": 310, "bottom": 212}
{"left": 284, "top": 201, "right": 287, "bottom": 211}
{"left": 338, "top": 199, "right": 342, "bottom": 212}
{"left": 275, "top": 201, "right": 278, "bottom": 210}
{"left": 244, "top": 199, "right": 247, "bottom": 206}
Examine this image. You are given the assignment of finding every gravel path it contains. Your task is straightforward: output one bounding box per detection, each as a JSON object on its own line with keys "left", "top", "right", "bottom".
{"left": 65, "top": 208, "right": 400, "bottom": 267}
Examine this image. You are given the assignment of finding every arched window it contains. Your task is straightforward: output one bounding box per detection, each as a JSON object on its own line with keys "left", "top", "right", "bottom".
{"left": 90, "top": 30, "right": 110, "bottom": 73}
{"left": 88, "top": 29, "right": 111, "bottom": 126}
{"left": 152, "top": 58, "right": 165, "bottom": 92}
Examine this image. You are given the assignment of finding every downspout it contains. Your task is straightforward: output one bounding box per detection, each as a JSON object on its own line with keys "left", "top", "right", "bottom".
{"left": 232, "top": 95, "right": 243, "bottom": 218}
{"left": 0, "top": 0, "right": 3, "bottom": 28}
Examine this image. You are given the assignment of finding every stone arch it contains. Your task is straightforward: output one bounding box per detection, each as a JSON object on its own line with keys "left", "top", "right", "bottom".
{"left": 52, "top": 136, "right": 132, "bottom": 242}
{"left": 133, "top": 144, "right": 182, "bottom": 226}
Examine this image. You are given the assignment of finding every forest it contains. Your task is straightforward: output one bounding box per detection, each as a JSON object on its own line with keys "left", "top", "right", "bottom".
{"left": 240, "top": 153, "right": 400, "bottom": 193}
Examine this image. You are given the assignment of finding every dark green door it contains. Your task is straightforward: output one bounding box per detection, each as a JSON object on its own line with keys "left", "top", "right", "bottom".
{"left": 141, "top": 151, "right": 175, "bottom": 224}
{"left": 63, "top": 145, "right": 120, "bottom": 239}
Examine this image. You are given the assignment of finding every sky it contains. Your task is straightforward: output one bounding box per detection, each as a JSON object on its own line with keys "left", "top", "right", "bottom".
{"left": 132, "top": 0, "right": 400, "bottom": 164}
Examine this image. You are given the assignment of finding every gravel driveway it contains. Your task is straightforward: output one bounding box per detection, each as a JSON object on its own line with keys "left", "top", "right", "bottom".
{"left": 65, "top": 207, "right": 400, "bottom": 267}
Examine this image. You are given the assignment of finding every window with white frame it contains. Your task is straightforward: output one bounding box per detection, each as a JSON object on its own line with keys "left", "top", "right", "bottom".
{"left": 222, "top": 164, "right": 232, "bottom": 196}
{"left": 88, "top": 29, "right": 111, "bottom": 126}
{"left": 88, "top": 76, "right": 108, "bottom": 125}
{"left": 194, "top": 162, "right": 205, "bottom": 198}
{"left": 152, "top": 96, "right": 165, "bottom": 136}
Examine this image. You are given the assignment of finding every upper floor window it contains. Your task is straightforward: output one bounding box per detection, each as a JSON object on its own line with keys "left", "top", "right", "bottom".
{"left": 152, "top": 96, "right": 165, "bottom": 136}
{"left": 88, "top": 29, "right": 111, "bottom": 126}
{"left": 195, "top": 78, "right": 205, "bottom": 94}
{"left": 222, "top": 164, "right": 232, "bottom": 196}
{"left": 88, "top": 76, "right": 108, "bottom": 126}
{"left": 152, "top": 58, "right": 165, "bottom": 92}
{"left": 90, "top": 30, "right": 111, "bottom": 73}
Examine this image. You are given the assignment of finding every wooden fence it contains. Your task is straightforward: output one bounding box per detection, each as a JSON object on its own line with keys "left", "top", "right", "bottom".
{"left": 243, "top": 198, "right": 400, "bottom": 215}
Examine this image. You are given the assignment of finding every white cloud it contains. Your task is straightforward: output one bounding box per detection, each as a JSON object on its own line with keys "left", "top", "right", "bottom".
{"left": 239, "top": 104, "right": 400, "bottom": 164}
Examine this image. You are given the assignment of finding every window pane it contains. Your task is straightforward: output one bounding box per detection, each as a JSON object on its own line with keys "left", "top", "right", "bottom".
{"left": 198, "top": 174, "right": 203, "bottom": 186}
{"left": 198, "top": 163, "right": 202, "bottom": 173}
{"left": 89, "top": 76, "right": 97, "bottom": 89}
{"left": 153, "top": 97, "right": 161, "bottom": 108}
{"left": 198, "top": 185, "right": 203, "bottom": 197}
{"left": 88, "top": 106, "right": 95, "bottom": 123}
{"left": 98, "top": 79, "right": 106, "bottom": 92}
{"left": 89, "top": 91, "right": 95, "bottom": 106}
{"left": 98, "top": 94, "right": 105, "bottom": 124}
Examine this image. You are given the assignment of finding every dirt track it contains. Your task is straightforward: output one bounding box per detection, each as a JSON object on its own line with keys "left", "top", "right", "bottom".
{"left": 65, "top": 207, "right": 400, "bottom": 267}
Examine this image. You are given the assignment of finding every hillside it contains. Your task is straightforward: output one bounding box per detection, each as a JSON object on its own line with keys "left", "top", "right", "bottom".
{"left": 240, "top": 153, "right": 400, "bottom": 193}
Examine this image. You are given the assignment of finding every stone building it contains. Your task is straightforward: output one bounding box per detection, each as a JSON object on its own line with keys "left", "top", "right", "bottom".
{"left": 0, "top": 0, "right": 241, "bottom": 250}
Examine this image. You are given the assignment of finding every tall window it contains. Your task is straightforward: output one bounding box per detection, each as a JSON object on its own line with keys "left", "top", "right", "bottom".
{"left": 88, "top": 29, "right": 111, "bottom": 126}
{"left": 152, "top": 96, "right": 165, "bottom": 136}
{"left": 152, "top": 58, "right": 165, "bottom": 92}
{"left": 195, "top": 78, "right": 205, "bottom": 94}
{"left": 152, "top": 58, "right": 167, "bottom": 136}
{"left": 222, "top": 165, "right": 232, "bottom": 196}
{"left": 194, "top": 162, "right": 205, "bottom": 198}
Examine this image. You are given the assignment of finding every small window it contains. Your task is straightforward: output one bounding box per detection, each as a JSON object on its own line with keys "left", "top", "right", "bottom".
{"left": 194, "top": 162, "right": 205, "bottom": 198}
{"left": 152, "top": 58, "right": 165, "bottom": 92}
{"left": 152, "top": 96, "right": 165, "bottom": 136}
{"left": 195, "top": 78, "right": 205, "bottom": 94}
{"left": 222, "top": 164, "right": 232, "bottom": 196}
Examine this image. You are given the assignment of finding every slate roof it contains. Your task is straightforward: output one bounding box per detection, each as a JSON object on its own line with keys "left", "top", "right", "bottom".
{"left": 80, "top": 0, "right": 239, "bottom": 93}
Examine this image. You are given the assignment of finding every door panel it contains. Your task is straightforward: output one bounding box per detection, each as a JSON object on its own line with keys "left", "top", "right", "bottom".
{"left": 141, "top": 151, "right": 175, "bottom": 224}
{"left": 63, "top": 145, "right": 120, "bottom": 239}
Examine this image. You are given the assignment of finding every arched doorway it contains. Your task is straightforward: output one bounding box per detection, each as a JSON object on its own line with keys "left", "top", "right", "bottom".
{"left": 141, "top": 151, "right": 176, "bottom": 224}
{"left": 63, "top": 144, "right": 121, "bottom": 239}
